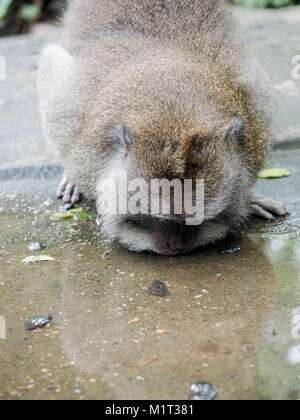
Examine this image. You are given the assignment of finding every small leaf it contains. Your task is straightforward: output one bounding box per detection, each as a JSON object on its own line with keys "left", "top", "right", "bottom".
{"left": 22, "top": 255, "right": 55, "bottom": 264}
{"left": 68, "top": 207, "right": 84, "bottom": 214}
{"left": 69, "top": 208, "right": 95, "bottom": 220}
{"left": 258, "top": 168, "right": 291, "bottom": 179}
{"left": 52, "top": 212, "right": 74, "bottom": 219}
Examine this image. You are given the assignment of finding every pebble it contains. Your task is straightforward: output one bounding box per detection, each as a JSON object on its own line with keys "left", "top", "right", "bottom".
{"left": 148, "top": 280, "right": 169, "bottom": 297}
{"left": 156, "top": 329, "right": 166, "bottom": 335}
{"left": 28, "top": 242, "right": 45, "bottom": 252}
{"left": 219, "top": 246, "right": 241, "bottom": 255}
{"left": 189, "top": 382, "right": 218, "bottom": 401}
{"left": 60, "top": 203, "right": 74, "bottom": 211}
{"left": 24, "top": 315, "right": 53, "bottom": 331}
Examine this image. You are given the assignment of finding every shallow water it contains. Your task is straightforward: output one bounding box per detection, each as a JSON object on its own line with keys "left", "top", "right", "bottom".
{"left": 0, "top": 183, "right": 300, "bottom": 400}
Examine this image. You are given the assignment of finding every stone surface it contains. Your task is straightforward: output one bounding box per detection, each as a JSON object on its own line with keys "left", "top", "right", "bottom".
{"left": 0, "top": 26, "right": 59, "bottom": 173}
{"left": 235, "top": 6, "right": 300, "bottom": 144}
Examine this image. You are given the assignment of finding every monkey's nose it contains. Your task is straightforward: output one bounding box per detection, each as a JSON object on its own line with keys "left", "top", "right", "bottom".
{"left": 152, "top": 226, "right": 188, "bottom": 255}
{"left": 167, "top": 236, "right": 185, "bottom": 252}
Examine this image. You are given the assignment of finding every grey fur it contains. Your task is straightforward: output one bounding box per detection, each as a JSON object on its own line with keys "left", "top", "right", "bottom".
{"left": 38, "top": 0, "right": 285, "bottom": 255}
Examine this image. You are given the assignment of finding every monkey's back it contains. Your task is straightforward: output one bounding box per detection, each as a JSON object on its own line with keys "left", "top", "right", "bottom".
{"left": 64, "top": 1, "right": 227, "bottom": 40}
{"left": 63, "top": 1, "right": 241, "bottom": 63}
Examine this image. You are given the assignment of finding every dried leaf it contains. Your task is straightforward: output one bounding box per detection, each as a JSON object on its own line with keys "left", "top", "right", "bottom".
{"left": 52, "top": 212, "right": 74, "bottom": 219}
{"left": 22, "top": 255, "right": 55, "bottom": 264}
{"left": 258, "top": 168, "right": 291, "bottom": 179}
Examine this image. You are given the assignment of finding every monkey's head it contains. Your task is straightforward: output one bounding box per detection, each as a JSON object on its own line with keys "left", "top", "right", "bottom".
{"left": 96, "top": 115, "right": 253, "bottom": 256}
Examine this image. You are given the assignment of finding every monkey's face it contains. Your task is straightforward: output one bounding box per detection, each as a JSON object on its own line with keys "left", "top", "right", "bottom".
{"left": 97, "top": 121, "right": 252, "bottom": 255}
{"left": 118, "top": 216, "right": 231, "bottom": 256}
{"left": 97, "top": 197, "right": 243, "bottom": 256}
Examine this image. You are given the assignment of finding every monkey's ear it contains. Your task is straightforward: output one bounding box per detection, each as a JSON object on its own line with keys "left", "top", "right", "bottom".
{"left": 105, "top": 124, "right": 134, "bottom": 152}
{"left": 226, "top": 116, "right": 244, "bottom": 141}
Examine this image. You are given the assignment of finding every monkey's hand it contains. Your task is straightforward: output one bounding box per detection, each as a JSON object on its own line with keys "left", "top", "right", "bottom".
{"left": 250, "top": 197, "right": 290, "bottom": 220}
{"left": 57, "top": 172, "right": 81, "bottom": 204}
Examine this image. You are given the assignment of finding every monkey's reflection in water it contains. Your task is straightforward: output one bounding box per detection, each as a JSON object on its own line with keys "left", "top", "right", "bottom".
{"left": 57, "top": 237, "right": 279, "bottom": 400}
{"left": 253, "top": 234, "right": 300, "bottom": 400}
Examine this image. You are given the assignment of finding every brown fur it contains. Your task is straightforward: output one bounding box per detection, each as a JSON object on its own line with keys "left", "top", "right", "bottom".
{"left": 59, "top": 1, "right": 272, "bottom": 188}
{"left": 38, "top": 0, "right": 275, "bottom": 254}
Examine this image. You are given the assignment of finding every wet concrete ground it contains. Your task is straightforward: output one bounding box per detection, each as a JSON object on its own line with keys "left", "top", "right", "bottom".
{"left": 1, "top": 6, "right": 300, "bottom": 401}
{"left": 0, "top": 147, "right": 300, "bottom": 400}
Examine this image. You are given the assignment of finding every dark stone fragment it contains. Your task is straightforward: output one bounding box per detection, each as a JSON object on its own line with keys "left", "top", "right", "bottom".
{"left": 148, "top": 280, "right": 169, "bottom": 297}
{"left": 25, "top": 315, "right": 53, "bottom": 331}
{"left": 28, "top": 242, "right": 45, "bottom": 252}
{"left": 189, "top": 382, "right": 218, "bottom": 401}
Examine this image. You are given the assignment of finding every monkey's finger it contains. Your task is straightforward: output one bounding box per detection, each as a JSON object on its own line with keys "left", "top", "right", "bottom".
{"left": 256, "top": 199, "right": 290, "bottom": 217}
{"left": 63, "top": 182, "right": 76, "bottom": 203}
{"left": 71, "top": 186, "right": 81, "bottom": 204}
{"left": 251, "top": 204, "right": 275, "bottom": 221}
{"left": 57, "top": 175, "right": 69, "bottom": 199}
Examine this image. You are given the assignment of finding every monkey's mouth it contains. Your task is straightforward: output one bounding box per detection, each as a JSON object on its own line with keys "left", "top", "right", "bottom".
{"left": 153, "top": 246, "right": 191, "bottom": 257}
{"left": 121, "top": 216, "right": 199, "bottom": 256}
{"left": 151, "top": 229, "right": 195, "bottom": 256}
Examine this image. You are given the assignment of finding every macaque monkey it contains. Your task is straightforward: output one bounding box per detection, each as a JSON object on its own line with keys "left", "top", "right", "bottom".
{"left": 38, "top": 0, "right": 289, "bottom": 255}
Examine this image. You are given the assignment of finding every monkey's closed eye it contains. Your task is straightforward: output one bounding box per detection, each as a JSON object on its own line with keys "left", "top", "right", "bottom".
{"left": 104, "top": 124, "right": 134, "bottom": 152}
{"left": 189, "top": 163, "right": 199, "bottom": 172}
{"left": 123, "top": 216, "right": 155, "bottom": 230}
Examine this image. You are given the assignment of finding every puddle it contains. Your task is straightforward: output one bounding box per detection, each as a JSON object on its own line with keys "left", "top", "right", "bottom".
{"left": 250, "top": 232, "right": 300, "bottom": 400}
{"left": 0, "top": 191, "right": 300, "bottom": 400}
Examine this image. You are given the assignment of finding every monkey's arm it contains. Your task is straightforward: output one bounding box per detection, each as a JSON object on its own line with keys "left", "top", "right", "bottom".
{"left": 38, "top": 44, "right": 82, "bottom": 204}
{"left": 250, "top": 197, "right": 290, "bottom": 220}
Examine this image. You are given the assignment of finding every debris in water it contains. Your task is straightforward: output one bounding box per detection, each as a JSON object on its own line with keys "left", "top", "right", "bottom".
{"left": 101, "top": 251, "right": 110, "bottom": 259}
{"left": 156, "top": 329, "right": 167, "bottom": 335}
{"left": 28, "top": 242, "right": 45, "bottom": 252}
{"left": 60, "top": 202, "right": 74, "bottom": 211}
{"left": 52, "top": 207, "right": 95, "bottom": 221}
{"left": 52, "top": 212, "right": 74, "bottom": 219}
{"left": 25, "top": 315, "right": 53, "bottom": 331}
{"left": 189, "top": 382, "right": 218, "bottom": 400}
{"left": 148, "top": 280, "right": 169, "bottom": 297}
{"left": 219, "top": 246, "right": 241, "bottom": 255}
{"left": 22, "top": 255, "right": 55, "bottom": 264}
{"left": 128, "top": 318, "right": 140, "bottom": 324}
{"left": 147, "top": 355, "right": 160, "bottom": 364}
